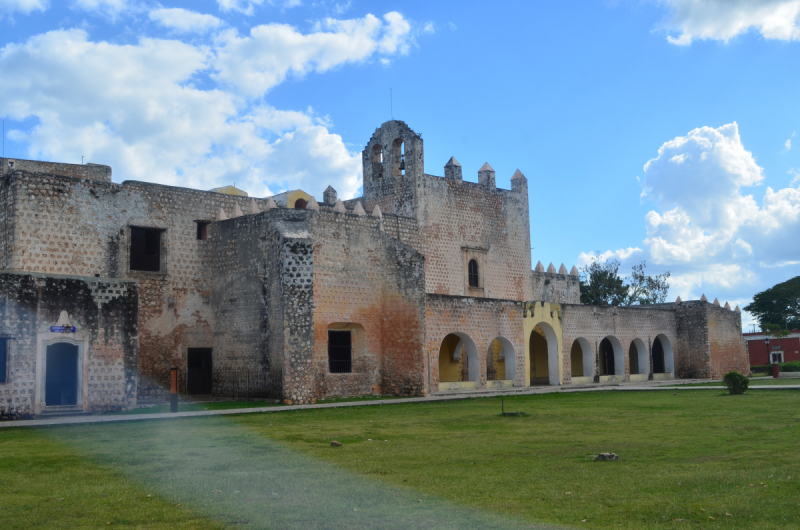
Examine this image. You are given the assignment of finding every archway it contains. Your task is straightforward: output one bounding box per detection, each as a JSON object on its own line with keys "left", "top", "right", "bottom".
{"left": 570, "top": 337, "right": 593, "bottom": 380}
{"left": 45, "top": 342, "right": 79, "bottom": 406}
{"left": 599, "top": 336, "right": 624, "bottom": 377}
{"left": 629, "top": 338, "right": 648, "bottom": 375}
{"left": 530, "top": 322, "right": 559, "bottom": 386}
{"left": 438, "top": 332, "right": 479, "bottom": 384}
{"left": 392, "top": 138, "right": 405, "bottom": 176}
{"left": 653, "top": 334, "right": 674, "bottom": 375}
{"left": 487, "top": 336, "right": 516, "bottom": 381}
{"left": 294, "top": 198, "right": 307, "bottom": 209}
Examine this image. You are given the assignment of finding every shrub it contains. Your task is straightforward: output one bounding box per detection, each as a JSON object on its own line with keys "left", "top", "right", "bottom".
{"left": 723, "top": 371, "right": 749, "bottom": 395}
{"left": 780, "top": 361, "right": 800, "bottom": 372}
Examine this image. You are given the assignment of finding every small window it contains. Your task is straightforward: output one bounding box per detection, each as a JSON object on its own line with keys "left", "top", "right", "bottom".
{"left": 130, "top": 227, "right": 162, "bottom": 272}
{"left": 196, "top": 221, "right": 210, "bottom": 241}
{"left": 0, "top": 338, "right": 7, "bottom": 383}
{"left": 468, "top": 259, "right": 479, "bottom": 288}
{"left": 294, "top": 198, "right": 307, "bottom": 209}
{"left": 328, "top": 331, "right": 352, "bottom": 373}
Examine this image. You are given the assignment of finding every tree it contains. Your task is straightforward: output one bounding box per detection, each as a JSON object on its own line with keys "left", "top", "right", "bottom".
{"left": 744, "top": 276, "right": 800, "bottom": 330}
{"left": 579, "top": 256, "right": 670, "bottom": 306}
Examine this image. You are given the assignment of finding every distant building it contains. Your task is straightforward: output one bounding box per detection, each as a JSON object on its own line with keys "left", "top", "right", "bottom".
{"left": 744, "top": 331, "right": 800, "bottom": 365}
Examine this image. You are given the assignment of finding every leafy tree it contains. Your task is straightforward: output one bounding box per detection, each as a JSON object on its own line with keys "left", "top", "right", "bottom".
{"left": 579, "top": 256, "right": 670, "bottom": 306}
{"left": 744, "top": 276, "right": 800, "bottom": 330}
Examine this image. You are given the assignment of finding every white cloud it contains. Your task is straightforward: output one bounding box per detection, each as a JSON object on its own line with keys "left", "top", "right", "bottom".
{"left": 149, "top": 8, "right": 224, "bottom": 34}
{"left": 577, "top": 247, "right": 643, "bottom": 266}
{"left": 661, "top": 0, "right": 800, "bottom": 45}
{"left": 71, "top": 0, "right": 130, "bottom": 17}
{"left": 213, "top": 12, "right": 414, "bottom": 96}
{"left": 0, "top": 0, "right": 47, "bottom": 14}
{"left": 0, "top": 13, "right": 414, "bottom": 201}
{"left": 217, "top": 0, "right": 264, "bottom": 16}
{"left": 786, "top": 138, "right": 793, "bottom": 150}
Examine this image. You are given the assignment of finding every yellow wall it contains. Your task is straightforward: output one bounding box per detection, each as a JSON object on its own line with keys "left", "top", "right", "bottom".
{"left": 522, "top": 301, "right": 563, "bottom": 386}
{"left": 286, "top": 190, "right": 312, "bottom": 208}
{"left": 488, "top": 339, "right": 506, "bottom": 380}
{"left": 531, "top": 327, "right": 549, "bottom": 378}
{"left": 438, "top": 334, "right": 464, "bottom": 382}
{"left": 210, "top": 185, "right": 249, "bottom": 196}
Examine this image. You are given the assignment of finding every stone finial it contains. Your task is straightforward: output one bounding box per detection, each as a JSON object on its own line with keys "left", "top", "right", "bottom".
{"left": 535, "top": 261, "right": 544, "bottom": 272}
{"left": 735, "top": 305, "right": 741, "bottom": 313}
{"left": 676, "top": 296, "right": 682, "bottom": 304}
{"left": 323, "top": 185, "right": 337, "bottom": 205}
{"left": 444, "top": 157, "right": 463, "bottom": 182}
{"left": 558, "top": 263, "right": 568, "bottom": 275}
{"left": 217, "top": 207, "right": 228, "bottom": 221}
{"left": 233, "top": 203, "right": 244, "bottom": 218}
{"left": 248, "top": 198, "right": 260, "bottom": 215}
{"left": 713, "top": 298, "right": 720, "bottom": 306}
{"left": 511, "top": 169, "right": 525, "bottom": 181}
{"left": 724, "top": 301, "right": 731, "bottom": 310}
{"left": 56, "top": 310, "right": 71, "bottom": 327}
{"left": 547, "top": 262, "right": 556, "bottom": 273}
{"left": 700, "top": 293, "right": 708, "bottom": 302}
{"left": 353, "top": 202, "right": 366, "bottom": 216}
{"left": 478, "top": 162, "right": 496, "bottom": 190}
{"left": 570, "top": 265, "right": 579, "bottom": 277}
{"left": 307, "top": 196, "right": 320, "bottom": 211}
{"left": 333, "top": 199, "right": 346, "bottom": 213}
{"left": 265, "top": 197, "right": 277, "bottom": 210}
{"left": 371, "top": 204, "right": 382, "bottom": 218}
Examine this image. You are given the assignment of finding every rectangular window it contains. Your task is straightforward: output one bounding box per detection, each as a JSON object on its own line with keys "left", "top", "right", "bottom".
{"left": 196, "top": 221, "right": 210, "bottom": 241}
{"left": 0, "top": 338, "right": 7, "bottom": 384}
{"left": 328, "top": 331, "right": 352, "bottom": 373}
{"left": 129, "top": 227, "right": 162, "bottom": 272}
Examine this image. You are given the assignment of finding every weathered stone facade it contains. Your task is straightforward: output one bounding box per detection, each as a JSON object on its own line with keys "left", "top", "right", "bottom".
{"left": 0, "top": 120, "right": 749, "bottom": 415}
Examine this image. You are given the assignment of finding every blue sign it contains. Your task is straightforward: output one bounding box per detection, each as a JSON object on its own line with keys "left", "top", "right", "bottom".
{"left": 50, "top": 326, "right": 76, "bottom": 333}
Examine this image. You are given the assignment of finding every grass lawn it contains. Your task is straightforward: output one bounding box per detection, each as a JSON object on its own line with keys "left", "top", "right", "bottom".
{"left": 120, "top": 399, "right": 283, "bottom": 415}
{"left": 677, "top": 378, "right": 800, "bottom": 387}
{"left": 2, "top": 389, "right": 799, "bottom": 529}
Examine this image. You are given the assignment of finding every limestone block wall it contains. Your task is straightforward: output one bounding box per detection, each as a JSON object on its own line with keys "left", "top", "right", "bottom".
{"left": 1, "top": 171, "right": 263, "bottom": 398}
{"left": 426, "top": 294, "right": 524, "bottom": 392}
{"left": 0, "top": 272, "right": 138, "bottom": 417}
{"left": 560, "top": 304, "right": 678, "bottom": 383}
{"left": 1, "top": 157, "right": 112, "bottom": 182}
{"left": 0, "top": 174, "right": 15, "bottom": 270}
{"left": 311, "top": 210, "right": 426, "bottom": 398}
{"left": 674, "top": 301, "right": 748, "bottom": 379}
{"left": 529, "top": 271, "right": 580, "bottom": 304}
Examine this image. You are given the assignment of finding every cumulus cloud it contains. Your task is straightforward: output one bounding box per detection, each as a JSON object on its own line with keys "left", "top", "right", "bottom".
{"left": 0, "top": 12, "right": 415, "bottom": 200}
{"left": 71, "top": 0, "right": 130, "bottom": 17}
{"left": 149, "top": 8, "right": 224, "bottom": 34}
{"left": 0, "top": 0, "right": 47, "bottom": 14}
{"left": 217, "top": 0, "right": 303, "bottom": 16}
{"left": 213, "top": 12, "right": 414, "bottom": 96}
{"left": 577, "top": 248, "right": 643, "bottom": 267}
{"left": 661, "top": 0, "right": 800, "bottom": 45}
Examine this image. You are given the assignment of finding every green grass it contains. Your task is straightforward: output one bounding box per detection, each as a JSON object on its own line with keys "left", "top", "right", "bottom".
{"left": 677, "top": 378, "right": 800, "bottom": 387}
{"left": 120, "top": 399, "right": 283, "bottom": 415}
{"left": 2, "top": 389, "right": 799, "bottom": 529}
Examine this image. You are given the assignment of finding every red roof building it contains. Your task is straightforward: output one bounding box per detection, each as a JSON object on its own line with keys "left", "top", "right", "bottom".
{"left": 744, "top": 331, "right": 800, "bottom": 365}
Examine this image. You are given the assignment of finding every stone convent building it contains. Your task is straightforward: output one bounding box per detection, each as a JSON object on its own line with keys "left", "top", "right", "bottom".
{"left": 0, "top": 121, "right": 749, "bottom": 416}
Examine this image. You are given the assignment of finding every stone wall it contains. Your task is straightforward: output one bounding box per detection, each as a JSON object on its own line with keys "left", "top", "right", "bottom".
{"left": 674, "top": 301, "right": 748, "bottom": 379}
{"left": 426, "top": 294, "right": 524, "bottom": 391}
{"left": 0, "top": 272, "right": 138, "bottom": 417}
{"left": 0, "top": 174, "right": 15, "bottom": 271}
{"left": 560, "top": 304, "right": 678, "bottom": 383}
{"left": 529, "top": 270, "right": 580, "bottom": 304}
{"left": 1, "top": 157, "right": 112, "bottom": 182}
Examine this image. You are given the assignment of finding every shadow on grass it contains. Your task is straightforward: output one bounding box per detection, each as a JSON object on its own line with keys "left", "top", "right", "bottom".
{"left": 44, "top": 416, "right": 561, "bottom": 530}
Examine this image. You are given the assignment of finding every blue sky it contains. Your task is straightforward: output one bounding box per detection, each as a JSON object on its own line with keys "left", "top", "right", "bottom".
{"left": 1, "top": 0, "right": 799, "bottom": 328}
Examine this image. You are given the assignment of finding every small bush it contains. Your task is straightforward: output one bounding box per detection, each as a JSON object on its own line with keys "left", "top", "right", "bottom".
{"left": 723, "top": 371, "right": 749, "bottom": 395}
{"left": 779, "top": 361, "right": 800, "bottom": 372}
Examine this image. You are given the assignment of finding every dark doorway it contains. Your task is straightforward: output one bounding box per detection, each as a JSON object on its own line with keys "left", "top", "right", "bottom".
{"left": 0, "top": 338, "right": 7, "bottom": 384}
{"left": 600, "top": 338, "right": 615, "bottom": 376}
{"left": 45, "top": 343, "right": 79, "bottom": 406}
{"left": 328, "top": 331, "right": 352, "bottom": 373}
{"left": 130, "top": 227, "right": 162, "bottom": 272}
{"left": 188, "top": 348, "right": 213, "bottom": 394}
{"left": 294, "top": 198, "right": 307, "bottom": 209}
{"left": 653, "top": 338, "right": 665, "bottom": 373}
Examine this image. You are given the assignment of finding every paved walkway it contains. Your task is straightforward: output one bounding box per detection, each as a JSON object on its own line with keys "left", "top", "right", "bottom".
{"left": 2, "top": 379, "right": 797, "bottom": 429}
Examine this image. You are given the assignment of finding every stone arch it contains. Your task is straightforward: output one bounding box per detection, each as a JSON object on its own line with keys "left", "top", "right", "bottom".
{"left": 653, "top": 334, "right": 674, "bottom": 375}
{"left": 599, "top": 335, "right": 624, "bottom": 376}
{"left": 570, "top": 337, "right": 593, "bottom": 379}
{"left": 487, "top": 336, "right": 516, "bottom": 381}
{"left": 438, "top": 332, "right": 479, "bottom": 384}
{"left": 629, "top": 338, "right": 648, "bottom": 375}
{"left": 294, "top": 198, "right": 307, "bottom": 209}
{"left": 530, "top": 322, "right": 559, "bottom": 385}
{"left": 392, "top": 138, "right": 405, "bottom": 176}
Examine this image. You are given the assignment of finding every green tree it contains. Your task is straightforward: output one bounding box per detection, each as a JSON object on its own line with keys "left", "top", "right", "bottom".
{"left": 744, "top": 276, "right": 800, "bottom": 330}
{"left": 579, "top": 256, "right": 670, "bottom": 306}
